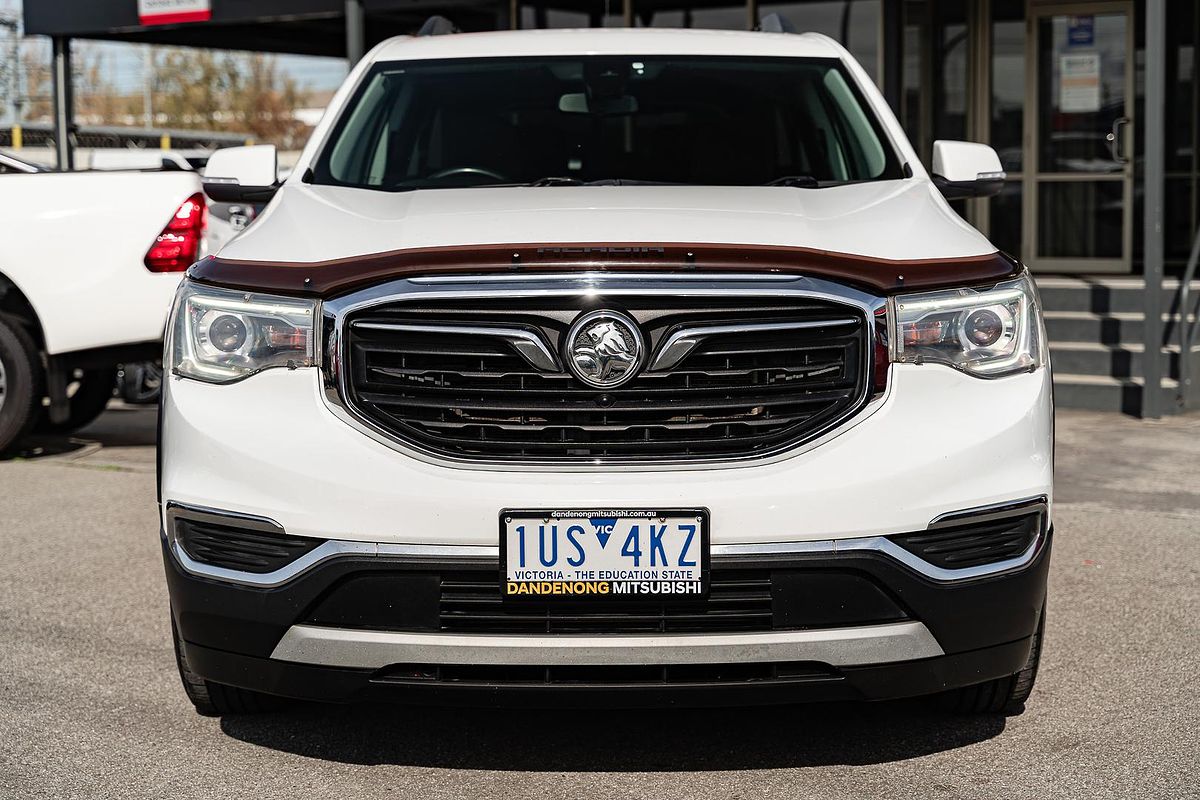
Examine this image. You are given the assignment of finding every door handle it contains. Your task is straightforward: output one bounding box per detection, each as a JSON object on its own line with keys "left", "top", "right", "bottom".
{"left": 1106, "top": 117, "right": 1131, "bottom": 164}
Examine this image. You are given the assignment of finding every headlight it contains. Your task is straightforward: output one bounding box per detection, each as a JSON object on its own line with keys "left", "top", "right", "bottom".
{"left": 891, "top": 273, "right": 1043, "bottom": 378}
{"left": 168, "top": 281, "right": 316, "bottom": 384}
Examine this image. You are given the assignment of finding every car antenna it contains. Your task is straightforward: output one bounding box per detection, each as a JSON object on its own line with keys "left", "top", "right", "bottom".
{"left": 757, "top": 13, "right": 796, "bottom": 33}
{"left": 417, "top": 15, "right": 461, "bottom": 36}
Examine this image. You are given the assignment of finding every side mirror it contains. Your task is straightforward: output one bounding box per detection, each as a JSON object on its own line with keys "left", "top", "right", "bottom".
{"left": 931, "top": 141, "right": 1005, "bottom": 200}
{"left": 202, "top": 145, "right": 279, "bottom": 203}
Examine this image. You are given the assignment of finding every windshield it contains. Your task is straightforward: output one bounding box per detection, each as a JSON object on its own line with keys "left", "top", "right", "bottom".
{"left": 312, "top": 56, "right": 901, "bottom": 191}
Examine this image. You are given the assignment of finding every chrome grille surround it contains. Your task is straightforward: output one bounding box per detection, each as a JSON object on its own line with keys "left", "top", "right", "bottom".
{"left": 321, "top": 272, "right": 887, "bottom": 470}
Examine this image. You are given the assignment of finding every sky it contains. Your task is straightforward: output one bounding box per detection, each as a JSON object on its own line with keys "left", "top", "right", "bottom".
{"left": 0, "top": 0, "right": 349, "bottom": 101}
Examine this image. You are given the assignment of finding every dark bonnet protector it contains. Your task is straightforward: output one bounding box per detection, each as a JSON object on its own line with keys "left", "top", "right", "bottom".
{"left": 188, "top": 243, "right": 1021, "bottom": 298}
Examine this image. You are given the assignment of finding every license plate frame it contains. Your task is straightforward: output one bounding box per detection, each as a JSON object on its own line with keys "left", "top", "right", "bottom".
{"left": 499, "top": 508, "right": 710, "bottom": 602}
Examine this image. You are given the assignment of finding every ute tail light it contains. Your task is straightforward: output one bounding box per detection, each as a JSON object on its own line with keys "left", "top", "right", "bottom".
{"left": 145, "top": 192, "right": 207, "bottom": 272}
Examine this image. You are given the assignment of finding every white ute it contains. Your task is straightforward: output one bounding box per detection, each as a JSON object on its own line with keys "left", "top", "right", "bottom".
{"left": 161, "top": 26, "right": 1053, "bottom": 717}
{"left": 0, "top": 153, "right": 204, "bottom": 450}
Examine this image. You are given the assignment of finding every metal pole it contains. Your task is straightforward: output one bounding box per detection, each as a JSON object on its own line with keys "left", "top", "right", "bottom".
{"left": 1, "top": 17, "right": 18, "bottom": 129}
{"left": 839, "top": 0, "right": 853, "bottom": 45}
{"left": 1178, "top": 229, "right": 1200, "bottom": 409}
{"left": 966, "top": 0, "right": 990, "bottom": 234}
{"left": 2, "top": 21, "right": 12, "bottom": 126}
{"left": 345, "top": 0, "right": 365, "bottom": 66}
{"left": 12, "top": 23, "right": 22, "bottom": 147}
{"left": 1142, "top": 0, "right": 1165, "bottom": 418}
{"left": 880, "top": 0, "right": 902, "bottom": 113}
{"left": 143, "top": 47, "right": 153, "bottom": 128}
{"left": 51, "top": 36, "right": 74, "bottom": 171}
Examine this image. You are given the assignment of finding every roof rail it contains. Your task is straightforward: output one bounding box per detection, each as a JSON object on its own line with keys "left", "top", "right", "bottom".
{"left": 757, "top": 13, "right": 797, "bottom": 33}
{"left": 417, "top": 15, "right": 460, "bottom": 36}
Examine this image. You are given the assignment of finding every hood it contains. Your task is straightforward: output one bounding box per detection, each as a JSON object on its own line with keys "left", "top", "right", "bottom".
{"left": 216, "top": 179, "right": 996, "bottom": 264}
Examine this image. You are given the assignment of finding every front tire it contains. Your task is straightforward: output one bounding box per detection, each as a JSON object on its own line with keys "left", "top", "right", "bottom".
{"left": 939, "top": 602, "right": 1045, "bottom": 715}
{"left": 0, "top": 314, "right": 43, "bottom": 455}
{"left": 172, "top": 616, "right": 282, "bottom": 716}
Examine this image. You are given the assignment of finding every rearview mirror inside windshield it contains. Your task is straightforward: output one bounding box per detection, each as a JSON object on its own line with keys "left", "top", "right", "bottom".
{"left": 558, "top": 92, "right": 639, "bottom": 116}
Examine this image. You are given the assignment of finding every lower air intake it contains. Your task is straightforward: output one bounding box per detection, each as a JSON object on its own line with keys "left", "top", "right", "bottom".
{"left": 888, "top": 504, "right": 1045, "bottom": 570}
{"left": 372, "top": 661, "right": 841, "bottom": 687}
{"left": 174, "top": 517, "right": 323, "bottom": 574}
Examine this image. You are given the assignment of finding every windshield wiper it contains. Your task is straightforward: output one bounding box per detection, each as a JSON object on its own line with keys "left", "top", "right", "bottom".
{"left": 524, "top": 177, "right": 684, "bottom": 187}
{"left": 526, "top": 176, "right": 585, "bottom": 186}
{"left": 765, "top": 175, "right": 820, "bottom": 188}
{"left": 583, "top": 178, "right": 683, "bottom": 186}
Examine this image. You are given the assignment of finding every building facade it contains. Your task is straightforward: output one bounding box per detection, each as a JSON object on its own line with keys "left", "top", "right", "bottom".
{"left": 513, "top": 0, "right": 1198, "bottom": 279}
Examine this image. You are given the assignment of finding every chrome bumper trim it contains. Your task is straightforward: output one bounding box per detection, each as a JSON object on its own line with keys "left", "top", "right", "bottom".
{"left": 165, "top": 533, "right": 1044, "bottom": 588}
{"left": 163, "top": 530, "right": 499, "bottom": 589}
{"left": 269, "top": 621, "right": 944, "bottom": 669}
{"left": 164, "top": 498, "right": 1047, "bottom": 588}
{"left": 833, "top": 535, "right": 1042, "bottom": 583}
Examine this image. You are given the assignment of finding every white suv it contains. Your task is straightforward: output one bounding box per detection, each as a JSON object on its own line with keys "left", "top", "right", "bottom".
{"left": 162, "top": 26, "right": 1052, "bottom": 716}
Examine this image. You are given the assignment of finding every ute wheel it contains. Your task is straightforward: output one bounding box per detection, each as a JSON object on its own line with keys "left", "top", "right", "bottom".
{"left": 938, "top": 602, "right": 1045, "bottom": 716}
{"left": 117, "top": 361, "right": 162, "bottom": 404}
{"left": 172, "top": 616, "right": 282, "bottom": 716}
{"left": 36, "top": 367, "right": 116, "bottom": 434}
{"left": 0, "top": 314, "right": 43, "bottom": 455}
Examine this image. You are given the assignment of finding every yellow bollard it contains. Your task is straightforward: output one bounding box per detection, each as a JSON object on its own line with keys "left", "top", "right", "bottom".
{"left": 160, "top": 133, "right": 171, "bottom": 150}
{"left": 11, "top": 124, "right": 21, "bottom": 150}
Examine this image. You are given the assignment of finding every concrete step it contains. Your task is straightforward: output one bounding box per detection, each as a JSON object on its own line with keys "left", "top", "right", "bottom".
{"left": 1048, "top": 341, "right": 1200, "bottom": 380}
{"left": 1043, "top": 311, "right": 1197, "bottom": 347}
{"left": 1035, "top": 276, "right": 1200, "bottom": 314}
{"left": 1053, "top": 372, "right": 1183, "bottom": 414}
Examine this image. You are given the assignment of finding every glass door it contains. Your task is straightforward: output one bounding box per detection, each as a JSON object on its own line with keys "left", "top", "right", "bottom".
{"left": 1025, "top": 2, "right": 1133, "bottom": 272}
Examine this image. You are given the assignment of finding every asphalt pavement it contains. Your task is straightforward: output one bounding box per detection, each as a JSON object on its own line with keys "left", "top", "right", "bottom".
{"left": 0, "top": 403, "right": 1197, "bottom": 799}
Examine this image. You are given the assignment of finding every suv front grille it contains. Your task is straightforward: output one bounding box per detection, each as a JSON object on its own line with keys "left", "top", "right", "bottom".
{"left": 301, "top": 564, "right": 909, "bottom": 634}
{"left": 439, "top": 568, "right": 774, "bottom": 634}
{"left": 339, "top": 295, "right": 870, "bottom": 462}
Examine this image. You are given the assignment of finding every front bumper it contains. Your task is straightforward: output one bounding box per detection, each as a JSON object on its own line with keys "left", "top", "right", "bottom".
{"left": 164, "top": 525, "right": 1052, "bottom": 706}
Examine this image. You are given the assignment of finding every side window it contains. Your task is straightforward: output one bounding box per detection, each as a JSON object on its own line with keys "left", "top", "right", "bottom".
{"left": 795, "top": 73, "right": 851, "bottom": 181}
{"left": 328, "top": 74, "right": 392, "bottom": 184}
{"left": 365, "top": 124, "right": 389, "bottom": 186}
{"left": 821, "top": 69, "right": 888, "bottom": 178}
{"left": 364, "top": 82, "right": 414, "bottom": 186}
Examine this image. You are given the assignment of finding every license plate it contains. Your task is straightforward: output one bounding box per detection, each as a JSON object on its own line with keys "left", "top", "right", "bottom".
{"left": 501, "top": 509, "right": 709, "bottom": 600}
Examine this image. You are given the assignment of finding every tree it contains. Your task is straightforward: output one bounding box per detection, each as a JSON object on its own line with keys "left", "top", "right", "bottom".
{"left": 233, "top": 53, "right": 308, "bottom": 149}
{"left": 6, "top": 40, "right": 310, "bottom": 148}
{"left": 151, "top": 48, "right": 308, "bottom": 147}
{"left": 19, "top": 45, "right": 49, "bottom": 122}
{"left": 75, "top": 48, "right": 136, "bottom": 126}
